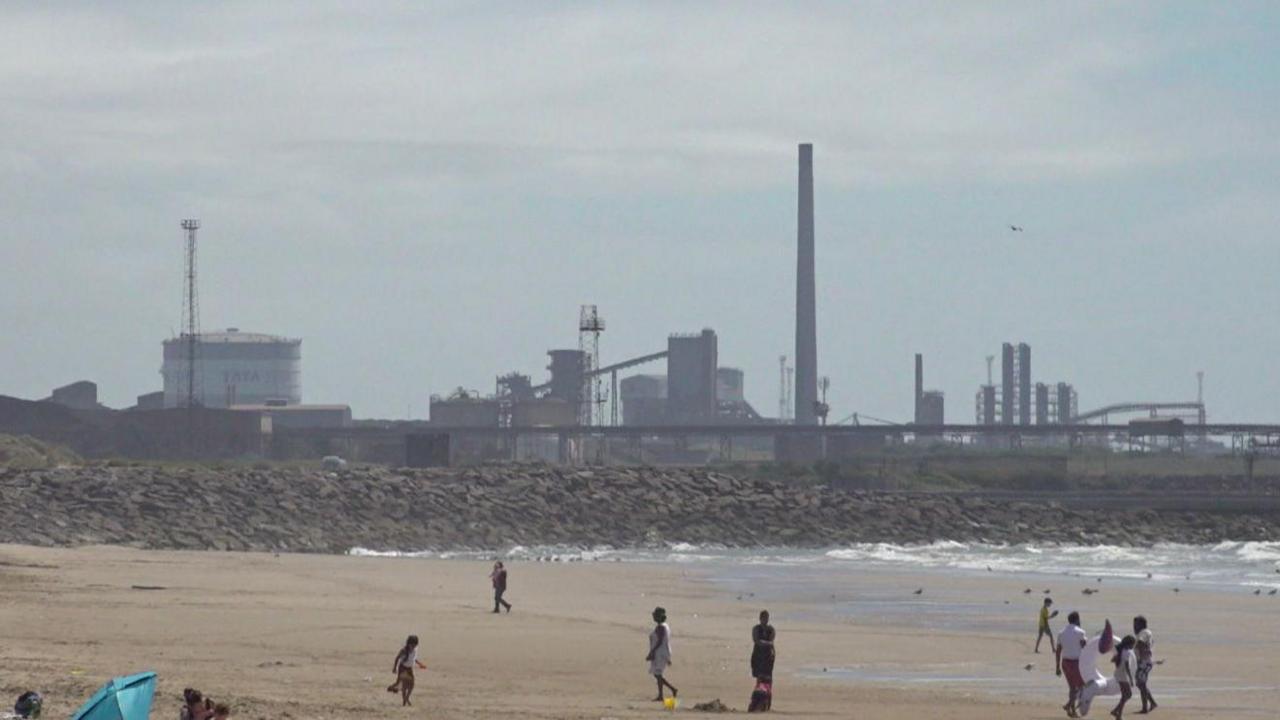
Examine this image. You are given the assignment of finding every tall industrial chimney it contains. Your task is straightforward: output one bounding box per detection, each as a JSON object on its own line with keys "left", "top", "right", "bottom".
{"left": 1017, "top": 342, "right": 1032, "bottom": 426}
{"left": 795, "top": 143, "right": 818, "bottom": 425}
{"left": 1001, "top": 342, "right": 1015, "bottom": 425}
{"left": 914, "top": 353, "right": 924, "bottom": 424}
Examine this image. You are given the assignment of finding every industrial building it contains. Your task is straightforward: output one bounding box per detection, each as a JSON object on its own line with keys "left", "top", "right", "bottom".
{"left": 620, "top": 374, "right": 667, "bottom": 426}
{"left": 717, "top": 367, "right": 745, "bottom": 404}
{"left": 134, "top": 391, "right": 164, "bottom": 411}
{"left": 617, "top": 366, "right": 762, "bottom": 427}
{"left": 974, "top": 342, "right": 1076, "bottom": 426}
{"left": 425, "top": 317, "right": 764, "bottom": 440}
{"left": 666, "top": 329, "right": 719, "bottom": 424}
{"left": 545, "top": 349, "right": 588, "bottom": 420}
{"left": 618, "top": 332, "right": 767, "bottom": 426}
{"left": 430, "top": 385, "right": 578, "bottom": 430}
{"left": 161, "top": 329, "right": 301, "bottom": 409}
{"left": 1055, "top": 382, "right": 1079, "bottom": 423}
{"left": 429, "top": 389, "right": 501, "bottom": 427}
{"left": 44, "top": 380, "right": 100, "bottom": 410}
{"left": 913, "top": 354, "right": 945, "bottom": 425}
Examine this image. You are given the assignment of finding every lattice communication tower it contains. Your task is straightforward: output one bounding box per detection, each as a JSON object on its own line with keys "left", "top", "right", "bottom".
{"left": 578, "top": 305, "right": 605, "bottom": 425}
{"left": 180, "top": 219, "right": 202, "bottom": 408}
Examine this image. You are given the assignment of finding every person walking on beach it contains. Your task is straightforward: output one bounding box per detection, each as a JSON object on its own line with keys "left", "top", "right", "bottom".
{"left": 1036, "top": 597, "right": 1059, "bottom": 654}
{"left": 646, "top": 606, "right": 678, "bottom": 702}
{"left": 386, "top": 634, "right": 427, "bottom": 706}
{"left": 491, "top": 561, "right": 512, "bottom": 613}
{"left": 1112, "top": 635, "right": 1138, "bottom": 719}
{"left": 1056, "top": 611, "right": 1088, "bottom": 717}
{"left": 750, "top": 610, "right": 776, "bottom": 712}
{"left": 1133, "top": 616, "right": 1157, "bottom": 714}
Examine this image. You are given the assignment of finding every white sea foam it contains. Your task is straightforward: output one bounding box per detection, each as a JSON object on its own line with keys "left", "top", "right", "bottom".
{"left": 1237, "top": 541, "right": 1280, "bottom": 563}
{"left": 348, "top": 540, "right": 1280, "bottom": 589}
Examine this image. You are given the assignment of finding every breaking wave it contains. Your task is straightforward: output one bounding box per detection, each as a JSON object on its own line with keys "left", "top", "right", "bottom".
{"left": 348, "top": 540, "right": 1280, "bottom": 589}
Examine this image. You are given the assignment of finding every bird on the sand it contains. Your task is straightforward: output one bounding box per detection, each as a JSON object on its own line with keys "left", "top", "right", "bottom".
{"left": 1024, "top": 588, "right": 1033, "bottom": 594}
{"left": 1270, "top": 589, "right": 1277, "bottom": 596}
{"left": 1254, "top": 589, "right": 1262, "bottom": 595}
{"left": 1024, "top": 664, "right": 1035, "bottom": 671}
{"left": 1082, "top": 588, "right": 1097, "bottom": 595}
{"left": 1155, "top": 659, "right": 1166, "bottom": 666}
{"left": 987, "top": 566, "right": 993, "bottom": 572}
{"left": 913, "top": 588, "right": 923, "bottom": 595}
{"left": 1043, "top": 589, "right": 1051, "bottom": 594}
{"left": 1010, "top": 225, "right": 1024, "bottom": 232}
{"left": 1173, "top": 588, "right": 1181, "bottom": 593}
{"left": 1146, "top": 573, "right": 1153, "bottom": 579}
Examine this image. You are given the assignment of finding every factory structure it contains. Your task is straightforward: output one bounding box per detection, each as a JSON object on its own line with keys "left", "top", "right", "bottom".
{"left": 155, "top": 327, "right": 351, "bottom": 428}
{"left": 8, "top": 144, "right": 1238, "bottom": 465}
{"left": 147, "top": 220, "right": 350, "bottom": 429}
{"left": 913, "top": 353, "right": 945, "bottom": 425}
{"left": 972, "top": 342, "right": 1077, "bottom": 426}
{"left": 161, "top": 329, "right": 302, "bottom": 409}
{"left": 430, "top": 324, "right": 763, "bottom": 432}
{"left": 151, "top": 146, "right": 1213, "bottom": 463}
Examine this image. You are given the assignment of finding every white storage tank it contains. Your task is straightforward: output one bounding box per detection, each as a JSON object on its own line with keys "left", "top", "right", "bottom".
{"left": 161, "top": 328, "right": 301, "bottom": 408}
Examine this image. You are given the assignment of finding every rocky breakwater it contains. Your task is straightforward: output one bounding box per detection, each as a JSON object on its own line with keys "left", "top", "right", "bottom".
{"left": 1, "top": 464, "right": 1278, "bottom": 553}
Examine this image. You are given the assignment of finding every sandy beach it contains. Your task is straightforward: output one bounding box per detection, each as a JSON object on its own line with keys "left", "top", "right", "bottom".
{"left": 2, "top": 544, "right": 1277, "bottom": 719}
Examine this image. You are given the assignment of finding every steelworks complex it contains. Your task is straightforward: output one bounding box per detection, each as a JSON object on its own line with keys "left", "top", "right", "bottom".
{"left": 10, "top": 143, "right": 1252, "bottom": 465}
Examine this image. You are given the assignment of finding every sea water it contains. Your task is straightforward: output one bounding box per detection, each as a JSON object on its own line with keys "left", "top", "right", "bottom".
{"left": 350, "top": 540, "right": 1280, "bottom": 591}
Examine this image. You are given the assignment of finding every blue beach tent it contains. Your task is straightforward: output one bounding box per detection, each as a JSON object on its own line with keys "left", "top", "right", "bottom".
{"left": 70, "top": 672, "right": 158, "bottom": 720}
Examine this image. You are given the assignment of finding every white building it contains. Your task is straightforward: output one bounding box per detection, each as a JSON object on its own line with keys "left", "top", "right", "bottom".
{"left": 162, "top": 329, "right": 301, "bottom": 408}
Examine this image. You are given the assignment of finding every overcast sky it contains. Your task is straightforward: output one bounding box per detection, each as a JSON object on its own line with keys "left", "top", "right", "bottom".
{"left": 2, "top": 2, "right": 1277, "bottom": 422}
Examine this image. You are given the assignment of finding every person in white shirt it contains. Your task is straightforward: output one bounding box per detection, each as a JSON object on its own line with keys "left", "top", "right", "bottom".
{"left": 1111, "top": 635, "right": 1138, "bottom": 719}
{"left": 386, "top": 634, "right": 427, "bottom": 707}
{"left": 646, "top": 606, "right": 678, "bottom": 703}
{"left": 1133, "top": 616, "right": 1158, "bottom": 714}
{"left": 1056, "top": 611, "right": 1088, "bottom": 717}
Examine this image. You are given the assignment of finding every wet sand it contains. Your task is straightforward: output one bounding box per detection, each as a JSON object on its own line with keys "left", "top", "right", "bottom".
{"left": 1, "top": 544, "right": 1276, "bottom": 719}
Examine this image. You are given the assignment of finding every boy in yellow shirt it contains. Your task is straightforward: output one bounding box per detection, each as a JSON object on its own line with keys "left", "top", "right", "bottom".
{"left": 1035, "top": 597, "right": 1058, "bottom": 653}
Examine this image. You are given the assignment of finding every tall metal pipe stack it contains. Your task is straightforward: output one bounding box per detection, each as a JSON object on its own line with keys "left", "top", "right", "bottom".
{"left": 914, "top": 353, "right": 924, "bottom": 424}
{"left": 794, "top": 143, "right": 818, "bottom": 425}
{"left": 1001, "top": 343, "right": 1015, "bottom": 425}
{"left": 1017, "top": 342, "right": 1032, "bottom": 425}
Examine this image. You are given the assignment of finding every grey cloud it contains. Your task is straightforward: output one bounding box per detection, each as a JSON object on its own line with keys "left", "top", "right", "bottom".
{"left": 2, "top": 2, "right": 1277, "bottom": 420}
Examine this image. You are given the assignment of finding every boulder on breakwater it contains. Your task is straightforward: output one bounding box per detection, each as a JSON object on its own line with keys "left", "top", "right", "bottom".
{"left": 0, "top": 464, "right": 1276, "bottom": 553}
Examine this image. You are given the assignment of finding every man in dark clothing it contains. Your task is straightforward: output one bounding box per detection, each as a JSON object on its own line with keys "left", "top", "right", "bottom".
{"left": 491, "top": 561, "right": 512, "bottom": 613}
